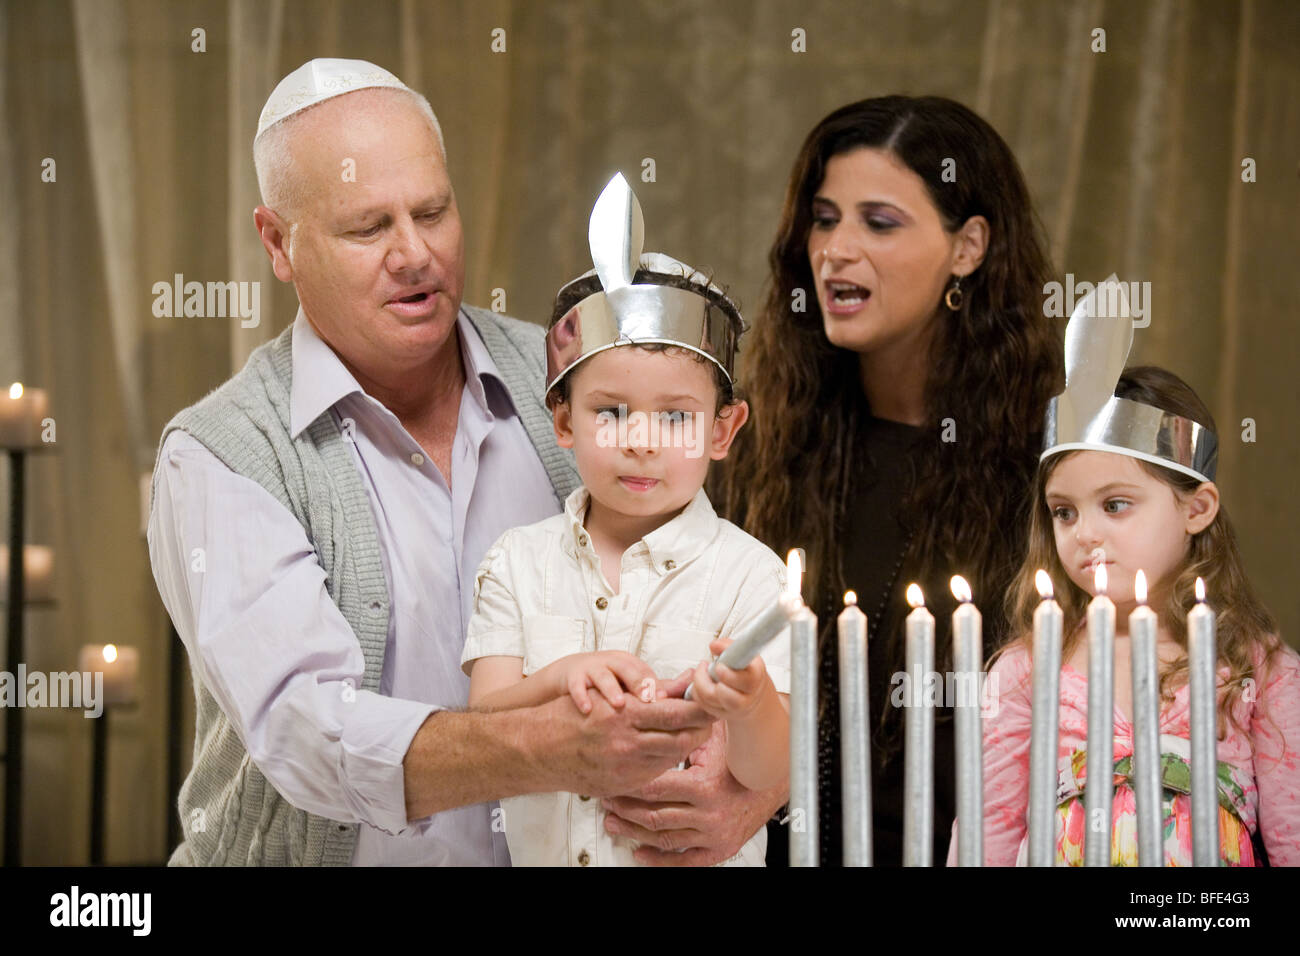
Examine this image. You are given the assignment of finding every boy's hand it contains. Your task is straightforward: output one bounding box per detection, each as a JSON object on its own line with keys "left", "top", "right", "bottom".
{"left": 689, "top": 637, "right": 771, "bottom": 721}
{"left": 555, "top": 651, "right": 663, "bottom": 714}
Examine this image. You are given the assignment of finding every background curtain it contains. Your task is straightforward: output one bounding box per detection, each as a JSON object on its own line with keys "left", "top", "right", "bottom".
{"left": 1, "top": 0, "right": 1295, "bottom": 864}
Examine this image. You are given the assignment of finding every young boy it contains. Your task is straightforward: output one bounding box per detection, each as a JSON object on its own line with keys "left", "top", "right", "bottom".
{"left": 460, "top": 175, "right": 790, "bottom": 867}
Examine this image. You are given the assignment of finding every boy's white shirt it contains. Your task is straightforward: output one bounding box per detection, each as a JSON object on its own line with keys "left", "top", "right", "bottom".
{"left": 462, "top": 484, "right": 791, "bottom": 867}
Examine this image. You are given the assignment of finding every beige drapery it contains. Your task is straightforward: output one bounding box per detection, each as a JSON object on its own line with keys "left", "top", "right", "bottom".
{"left": 2, "top": 0, "right": 1295, "bottom": 864}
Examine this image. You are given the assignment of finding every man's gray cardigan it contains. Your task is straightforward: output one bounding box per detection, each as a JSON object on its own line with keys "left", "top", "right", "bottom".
{"left": 154, "top": 306, "right": 578, "bottom": 865}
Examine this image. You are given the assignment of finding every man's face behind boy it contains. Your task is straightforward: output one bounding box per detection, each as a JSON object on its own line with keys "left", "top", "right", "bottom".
{"left": 553, "top": 346, "right": 748, "bottom": 527}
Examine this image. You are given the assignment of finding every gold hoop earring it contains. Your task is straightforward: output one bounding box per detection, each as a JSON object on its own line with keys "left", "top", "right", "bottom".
{"left": 944, "top": 276, "right": 963, "bottom": 311}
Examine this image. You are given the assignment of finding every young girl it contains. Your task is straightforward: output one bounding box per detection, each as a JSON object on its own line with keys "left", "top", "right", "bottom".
{"left": 952, "top": 365, "right": 1300, "bottom": 866}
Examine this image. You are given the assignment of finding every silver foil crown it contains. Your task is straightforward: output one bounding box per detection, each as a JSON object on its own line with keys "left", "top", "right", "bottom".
{"left": 1042, "top": 276, "right": 1218, "bottom": 483}
{"left": 544, "top": 174, "right": 744, "bottom": 396}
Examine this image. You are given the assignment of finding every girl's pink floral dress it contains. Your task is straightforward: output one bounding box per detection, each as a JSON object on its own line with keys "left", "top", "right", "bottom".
{"left": 946, "top": 641, "right": 1300, "bottom": 866}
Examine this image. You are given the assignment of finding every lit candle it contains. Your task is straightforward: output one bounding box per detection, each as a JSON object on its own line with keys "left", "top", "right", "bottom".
{"left": 838, "top": 590, "right": 871, "bottom": 866}
{"left": 0, "top": 383, "right": 50, "bottom": 449}
{"left": 902, "top": 583, "right": 935, "bottom": 867}
{"left": 789, "top": 556, "right": 819, "bottom": 867}
{"left": 1085, "top": 561, "right": 1115, "bottom": 867}
{"left": 1129, "top": 569, "right": 1162, "bottom": 867}
{"left": 684, "top": 549, "right": 803, "bottom": 700}
{"left": 1188, "top": 577, "right": 1219, "bottom": 867}
{"left": 78, "top": 643, "right": 139, "bottom": 707}
{"left": 950, "top": 575, "right": 983, "bottom": 866}
{"left": 1028, "top": 570, "right": 1063, "bottom": 867}
{"left": 0, "top": 545, "right": 54, "bottom": 603}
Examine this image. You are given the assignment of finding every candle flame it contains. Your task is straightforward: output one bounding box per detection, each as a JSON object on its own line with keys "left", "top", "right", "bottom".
{"left": 1034, "top": 569, "right": 1053, "bottom": 600}
{"left": 102, "top": 643, "right": 118, "bottom": 664}
{"left": 949, "top": 575, "right": 972, "bottom": 603}
{"left": 1094, "top": 561, "right": 1108, "bottom": 595}
{"left": 1195, "top": 576, "right": 1206, "bottom": 603}
{"left": 8, "top": 382, "right": 22, "bottom": 400}
{"left": 785, "top": 549, "right": 804, "bottom": 600}
{"left": 905, "top": 583, "right": 924, "bottom": 608}
{"left": 1134, "top": 569, "right": 1148, "bottom": 604}
{"left": 844, "top": 590, "right": 858, "bottom": 607}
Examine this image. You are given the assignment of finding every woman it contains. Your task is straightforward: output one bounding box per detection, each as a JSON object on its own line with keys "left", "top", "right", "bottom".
{"left": 714, "top": 96, "right": 1062, "bottom": 865}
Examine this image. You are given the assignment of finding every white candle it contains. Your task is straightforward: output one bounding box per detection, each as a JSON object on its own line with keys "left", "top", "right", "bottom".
{"left": 0, "top": 544, "right": 54, "bottom": 603}
{"left": 950, "top": 575, "right": 983, "bottom": 866}
{"left": 0, "top": 383, "right": 50, "bottom": 449}
{"left": 789, "top": 596, "right": 819, "bottom": 867}
{"left": 838, "top": 590, "right": 871, "bottom": 867}
{"left": 78, "top": 643, "right": 139, "bottom": 707}
{"left": 1028, "top": 570, "right": 1063, "bottom": 867}
{"left": 1129, "top": 570, "right": 1162, "bottom": 867}
{"left": 684, "top": 549, "right": 803, "bottom": 700}
{"left": 1085, "top": 562, "right": 1115, "bottom": 867}
{"left": 1188, "top": 577, "right": 1219, "bottom": 866}
{"left": 902, "top": 583, "right": 935, "bottom": 867}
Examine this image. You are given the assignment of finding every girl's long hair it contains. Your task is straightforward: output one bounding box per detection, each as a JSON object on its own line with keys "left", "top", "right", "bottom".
{"left": 1005, "top": 366, "right": 1281, "bottom": 738}
{"left": 714, "top": 96, "right": 1062, "bottom": 703}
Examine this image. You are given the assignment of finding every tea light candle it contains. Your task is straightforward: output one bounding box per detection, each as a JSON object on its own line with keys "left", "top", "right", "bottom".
{"left": 0, "top": 383, "right": 50, "bottom": 449}
{"left": 78, "top": 644, "right": 139, "bottom": 707}
{"left": 0, "top": 545, "right": 54, "bottom": 603}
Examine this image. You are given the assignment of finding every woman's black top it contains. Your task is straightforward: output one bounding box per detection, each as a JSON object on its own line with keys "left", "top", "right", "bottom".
{"left": 767, "top": 415, "right": 959, "bottom": 866}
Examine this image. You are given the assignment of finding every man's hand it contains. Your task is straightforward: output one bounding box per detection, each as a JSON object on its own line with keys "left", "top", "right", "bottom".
{"left": 600, "top": 719, "right": 789, "bottom": 866}
{"left": 529, "top": 689, "right": 716, "bottom": 799}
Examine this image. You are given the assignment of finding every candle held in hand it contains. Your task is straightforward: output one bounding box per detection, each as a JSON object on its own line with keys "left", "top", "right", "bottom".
{"left": 684, "top": 548, "right": 802, "bottom": 700}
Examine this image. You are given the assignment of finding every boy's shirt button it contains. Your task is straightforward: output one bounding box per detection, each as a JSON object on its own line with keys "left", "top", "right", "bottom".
{"left": 664, "top": 559, "right": 676, "bottom": 570}
{"left": 595, "top": 596, "right": 608, "bottom": 610}
{"left": 577, "top": 850, "right": 591, "bottom": 866}
{"left": 578, "top": 533, "right": 588, "bottom": 547}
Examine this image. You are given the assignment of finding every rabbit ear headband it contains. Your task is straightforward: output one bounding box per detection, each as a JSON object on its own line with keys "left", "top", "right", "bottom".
{"left": 1042, "top": 275, "right": 1218, "bottom": 483}
{"left": 544, "top": 173, "right": 744, "bottom": 397}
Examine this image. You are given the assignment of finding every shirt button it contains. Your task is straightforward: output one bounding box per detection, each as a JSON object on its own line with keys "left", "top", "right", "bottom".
{"left": 664, "top": 559, "right": 676, "bottom": 571}
{"left": 595, "top": 596, "right": 608, "bottom": 611}
{"left": 578, "top": 533, "right": 588, "bottom": 547}
{"left": 577, "top": 850, "right": 590, "bottom": 866}
{"left": 579, "top": 794, "right": 590, "bottom": 802}
{"left": 410, "top": 452, "right": 425, "bottom": 466}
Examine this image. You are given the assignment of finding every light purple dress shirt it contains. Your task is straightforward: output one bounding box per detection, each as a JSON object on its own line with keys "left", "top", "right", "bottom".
{"left": 147, "top": 309, "right": 560, "bottom": 865}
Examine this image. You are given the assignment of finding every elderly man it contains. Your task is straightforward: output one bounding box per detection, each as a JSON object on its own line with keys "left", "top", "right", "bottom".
{"left": 148, "top": 58, "right": 785, "bottom": 866}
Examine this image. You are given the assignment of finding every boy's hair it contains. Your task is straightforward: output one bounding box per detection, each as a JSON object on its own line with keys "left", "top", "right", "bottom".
{"left": 1004, "top": 366, "right": 1280, "bottom": 740}
{"left": 545, "top": 269, "right": 743, "bottom": 415}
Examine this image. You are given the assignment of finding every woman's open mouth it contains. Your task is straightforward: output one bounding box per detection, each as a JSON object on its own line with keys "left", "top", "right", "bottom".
{"left": 824, "top": 280, "right": 871, "bottom": 315}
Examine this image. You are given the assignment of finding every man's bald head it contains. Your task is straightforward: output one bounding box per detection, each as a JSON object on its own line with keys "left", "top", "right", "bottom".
{"left": 253, "top": 86, "right": 446, "bottom": 223}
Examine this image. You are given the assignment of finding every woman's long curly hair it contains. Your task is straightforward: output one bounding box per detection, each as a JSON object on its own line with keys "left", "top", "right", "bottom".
{"left": 714, "top": 96, "right": 1062, "bottom": 684}
{"left": 1006, "top": 366, "right": 1281, "bottom": 741}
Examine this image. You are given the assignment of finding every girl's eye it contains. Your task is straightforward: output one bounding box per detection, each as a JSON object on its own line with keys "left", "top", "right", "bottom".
{"left": 1103, "top": 499, "right": 1132, "bottom": 514}
{"left": 659, "top": 410, "right": 686, "bottom": 426}
{"left": 1050, "top": 505, "right": 1075, "bottom": 522}
{"left": 595, "top": 406, "right": 624, "bottom": 419}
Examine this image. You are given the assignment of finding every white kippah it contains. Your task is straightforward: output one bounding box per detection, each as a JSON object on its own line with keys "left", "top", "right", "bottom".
{"left": 256, "top": 58, "right": 412, "bottom": 140}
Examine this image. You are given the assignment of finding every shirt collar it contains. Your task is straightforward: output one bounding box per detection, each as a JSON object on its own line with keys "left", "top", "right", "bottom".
{"left": 562, "top": 485, "right": 719, "bottom": 573}
{"left": 289, "top": 307, "right": 519, "bottom": 439}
